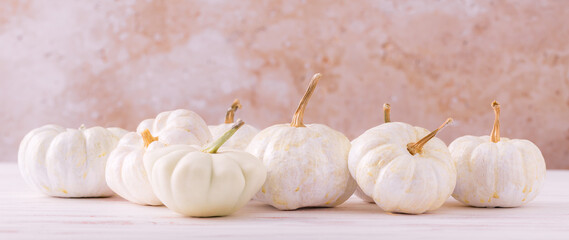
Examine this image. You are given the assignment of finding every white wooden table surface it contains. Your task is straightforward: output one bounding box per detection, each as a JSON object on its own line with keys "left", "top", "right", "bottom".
{"left": 1, "top": 162, "right": 568, "bottom": 240}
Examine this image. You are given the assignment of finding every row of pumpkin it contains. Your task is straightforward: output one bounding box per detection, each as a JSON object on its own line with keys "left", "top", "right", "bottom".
{"left": 18, "top": 73, "right": 546, "bottom": 217}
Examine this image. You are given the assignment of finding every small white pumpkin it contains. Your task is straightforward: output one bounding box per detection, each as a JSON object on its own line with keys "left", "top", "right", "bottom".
{"left": 348, "top": 117, "right": 456, "bottom": 214}
{"left": 246, "top": 73, "right": 356, "bottom": 210}
{"left": 144, "top": 120, "right": 266, "bottom": 217}
{"left": 136, "top": 109, "right": 212, "bottom": 145}
{"left": 105, "top": 109, "right": 212, "bottom": 205}
{"left": 208, "top": 99, "right": 259, "bottom": 150}
{"left": 18, "top": 124, "right": 127, "bottom": 197}
{"left": 353, "top": 103, "right": 392, "bottom": 203}
{"left": 449, "top": 101, "right": 546, "bottom": 207}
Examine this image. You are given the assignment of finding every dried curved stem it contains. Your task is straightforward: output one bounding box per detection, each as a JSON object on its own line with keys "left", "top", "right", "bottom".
{"left": 224, "top": 99, "right": 242, "bottom": 124}
{"left": 290, "top": 73, "right": 322, "bottom": 127}
{"left": 141, "top": 129, "right": 159, "bottom": 148}
{"left": 203, "top": 120, "right": 245, "bottom": 154}
{"left": 407, "top": 118, "right": 453, "bottom": 155}
{"left": 383, "top": 103, "right": 391, "bottom": 123}
{"left": 491, "top": 101, "right": 500, "bottom": 143}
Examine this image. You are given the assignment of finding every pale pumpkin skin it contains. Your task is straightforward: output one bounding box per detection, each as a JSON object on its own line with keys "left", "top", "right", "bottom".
{"left": 247, "top": 124, "right": 356, "bottom": 210}
{"left": 143, "top": 121, "right": 266, "bottom": 217}
{"left": 208, "top": 124, "right": 258, "bottom": 150}
{"left": 348, "top": 122, "right": 456, "bottom": 214}
{"left": 449, "top": 136, "right": 546, "bottom": 207}
{"left": 353, "top": 103, "right": 390, "bottom": 204}
{"left": 208, "top": 99, "right": 259, "bottom": 150}
{"left": 449, "top": 102, "right": 546, "bottom": 207}
{"left": 354, "top": 186, "right": 374, "bottom": 203}
{"left": 18, "top": 124, "right": 127, "bottom": 197}
{"left": 136, "top": 109, "right": 212, "bottom": 146}
{"left": 246, "top": 73, "right": 356, "bottom": 210}
{"left": 105, "top": 109, "right": 212, "bottom": 205}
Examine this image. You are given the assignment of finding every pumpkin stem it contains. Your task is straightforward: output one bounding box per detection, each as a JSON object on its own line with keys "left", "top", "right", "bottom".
{"left": 490, "top": 101, "right": 500, "bottom": 143}
{"left": 224, "top": 99, "right": 242, "bottom": 124}
{"left": 291, "top": 73, "right": 322, "bottom": 127}
{"left": 141, "top": 129, "right": 159, "bottom": 148}
{"left": 407, "top": 118, "right": 453, "bottom": 155}
{"left": 203, "top": 119, "right": 245, "bottom": 154}
{"left": 79, "top": 124, "right": 86, "bottom": 130}
{"left": 383, "top": 103, "right": 391, "bottom": 123}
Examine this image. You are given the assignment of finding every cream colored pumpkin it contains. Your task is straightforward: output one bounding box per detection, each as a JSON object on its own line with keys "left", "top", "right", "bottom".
{"left": 105, "top": 109, "right": 212, "bottom": 205}
{"left": 144, "top": 120, "right": 266, "bottom": 217}
{"left": 353, "top": 103, "right": 392, "bottom": 203}
{"left": 246, "top": 73, "right": 356, "bottom": 210}
{"left": 18, "top": 124, "right": 127, "bottom": 197}
{"left": 348, "top": 117, "right": 456, "bottom": 214}
{"left": 208, "top": 99, "right": 259, "bottom": 150}
{"left": 136, "top": 109, "right": 212, "bottom": 145}
{"left": 449, "top": 101, "right": 546, "bottom": 207}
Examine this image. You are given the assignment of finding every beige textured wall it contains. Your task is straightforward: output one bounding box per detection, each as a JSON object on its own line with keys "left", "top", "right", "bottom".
{"left": 1, "top": 0, "right": 568, "bottom": 168}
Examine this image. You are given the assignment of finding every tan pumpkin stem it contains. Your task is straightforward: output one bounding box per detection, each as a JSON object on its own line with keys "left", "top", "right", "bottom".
{"left": 203, "top": 119, "right": 245, "bottom": 154}
{"left": 407, "top": 118, "right": 453, "bottom": 155}
{"left": 490, "top": 100, "right": 501, "bottom": 143}
{"left": 290, "top": 73, "right": 322, "bottom": 127}
{"left": 224, "top": 99, "right": 242, "bottom": 124}
{"left": 383, "top": 103, "right": 391, "bottom": 123}
{"left": 141, "top": 129, "right": 159, "bottom": 148}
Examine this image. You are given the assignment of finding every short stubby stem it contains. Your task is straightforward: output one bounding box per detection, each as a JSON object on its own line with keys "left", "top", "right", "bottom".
{"left": 141, "top": 129, "right": 159, "bottom": 148}
{"left": 290, "top": 73, "right": 322, "bottom": 128}
{"left": 383, "top": 103, "right": 391, "bottom": 123}
{"left": 203, "top": 120, "right": 245, "bottom": 154}
{"left": 407, "top": 118, "right": 453, "bottom": 155}
{"left": 490, "top": 101, "right": 500, "bottom": 143}
{"left": 224, "top": 99, "right": 242, "bottom": 124}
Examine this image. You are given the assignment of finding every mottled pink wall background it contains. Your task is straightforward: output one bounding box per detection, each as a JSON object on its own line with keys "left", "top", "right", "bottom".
{"left": 1, "top": 0, "right": 568, "bottom": 168}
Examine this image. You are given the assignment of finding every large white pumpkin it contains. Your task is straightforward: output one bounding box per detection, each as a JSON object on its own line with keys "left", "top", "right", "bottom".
{"left": 246, "top": 73, "right": 356, "bottom": 210}
{"left": 449, "top": 101, "right": 546, "bottom": 207}
{"left": 348, "top": 118, "right": 456, "bottom": 214}
{"left": 105, "top": 109, "right": 212, "bottom": 205}
{"left": 19, "top": 124, "right": 127, "bottom": 197}
{"left": 144, "top": 120, "right": 266, "bottom": 217}
{"left": 208, "top": 99, "right": 259, "bottom": 150}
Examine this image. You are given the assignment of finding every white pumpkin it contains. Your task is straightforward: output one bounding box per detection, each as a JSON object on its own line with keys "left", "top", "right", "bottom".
{"left": 136, "top": 109, "right": 212, "bottom": 145}
{"left": 348, "top": 118, "right": 456, "bottom": 214}
{"left": 353, "top": 103, "right": 391, "bottom": 203}
{"left": 144, "top": 120, "right": 266, "bottom": 217}
{"left": 449, "top": 101, "right": 546, "bottom": 207}
{"left": 208, "top": 99, "right": 259, "bottom": 150}
{"left": 18, "top": 124, "right": 127, "bottom": 197}
{"left": 105, "top": 109, "right": 212, "bottom": 205}
{"left": 246, "top": 73, "right": 356, "bottom": 210}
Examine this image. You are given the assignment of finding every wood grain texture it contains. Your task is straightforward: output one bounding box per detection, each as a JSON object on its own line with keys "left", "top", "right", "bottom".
{"left": 0, "top": 162, "right": 568, "bottom": 240}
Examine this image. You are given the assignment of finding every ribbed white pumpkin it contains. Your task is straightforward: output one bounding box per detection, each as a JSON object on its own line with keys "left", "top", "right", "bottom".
{"left": 246, "top": 73, "right": 356, "bottom": 210}
{"left": 353, "top": 103, "right": 392, "bottom": 203}
{"left": 348, "top": 118, "right": 456, "bottom": 214}
{"left": 19, "top": 124, "right": 127, "bottom": 197}
{"left": 105, "top": 109, "right": 212, "bottom": 205}
{"left": 449, "top": 101, "right": 546, "bottom": 207}
{"left": 144, "top": 120, "right": 266, "bottom": 217}
{"left": 208, "top": 99, "right": 259, "bottom": 150}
